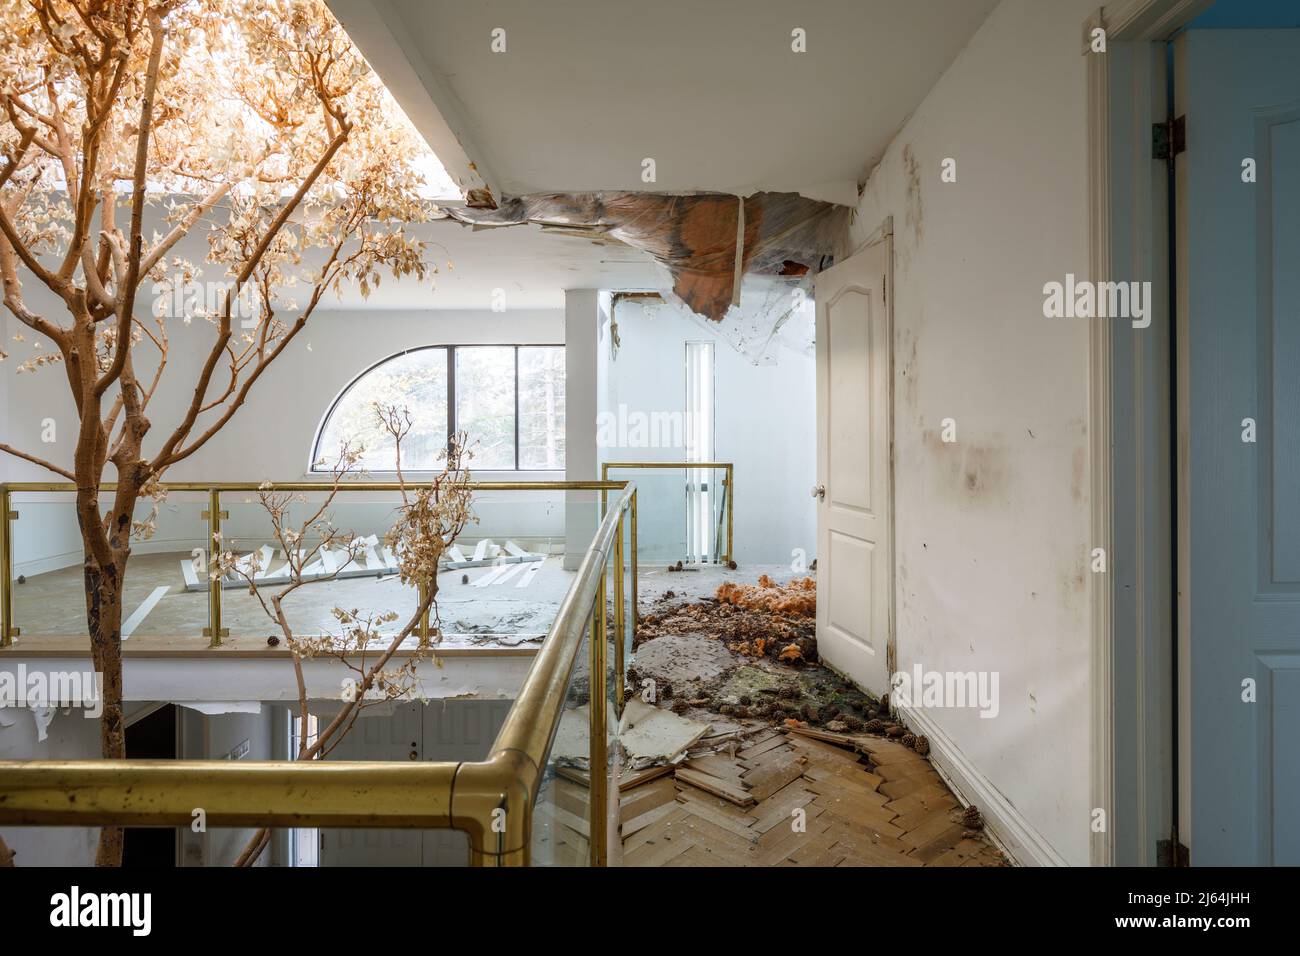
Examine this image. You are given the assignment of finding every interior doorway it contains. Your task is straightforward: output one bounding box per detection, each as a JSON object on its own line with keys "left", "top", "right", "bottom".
{"left": 123, "top": 704, "right": 178, "bottom": 867}
{"left": 812, "top": 231, "right": 895, "bottom": 698}
{"left": 310, "top": 700, "right": 512, "bottom": 867}
{"left": 1097, "top": 0, "right": 1300, "bottom": 866}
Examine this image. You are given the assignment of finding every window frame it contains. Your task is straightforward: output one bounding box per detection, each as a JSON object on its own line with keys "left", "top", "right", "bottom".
{"left": 311, "top": 342, "right": 565, "bottom": 474}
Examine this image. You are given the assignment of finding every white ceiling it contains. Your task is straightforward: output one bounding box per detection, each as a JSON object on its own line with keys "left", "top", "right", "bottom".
{"left": 330, "top": 0, "right": 999, "bottom": 202}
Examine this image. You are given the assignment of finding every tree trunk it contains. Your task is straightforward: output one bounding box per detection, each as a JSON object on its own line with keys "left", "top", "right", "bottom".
{"left": 85, "top": 552, "right": 127, "bottom": 867}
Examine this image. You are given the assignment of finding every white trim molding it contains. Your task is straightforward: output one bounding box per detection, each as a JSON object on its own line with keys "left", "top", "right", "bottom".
{"left": 1085, "top": 5, "right": 1115, "bottom": 869}
{"left": 1106, "top": 0, "right": 1214, "bottom": 40}
{"left": 898, "top": 703, "right": 1070, "bottom": 867}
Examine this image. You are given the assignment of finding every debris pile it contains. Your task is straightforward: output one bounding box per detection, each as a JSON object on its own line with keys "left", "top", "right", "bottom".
{"left": 716, "top": 575, "right": 816, "bottom": 617}
{"left": 635, "top": 577, "right": 817, "bottom": 665}
{"left": 629, "top": 571, "right": 930, "bottom": 754}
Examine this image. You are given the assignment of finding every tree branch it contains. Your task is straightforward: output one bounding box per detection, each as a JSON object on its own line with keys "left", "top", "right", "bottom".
{"left": 94, "top": 7, "right": 166, "bottom": 398}
{"left": 0, "top": 443, "right": 74, "bottom": 481}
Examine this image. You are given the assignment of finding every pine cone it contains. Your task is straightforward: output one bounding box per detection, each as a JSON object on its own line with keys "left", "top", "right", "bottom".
{"left": 842, "top": 715, "right": 864, "bottom": 731}
{"left": 962, "top": 805, "right": 984, "bottom": 830}
{"left": 864, "top": 719, "right": 884, "bottom": 733}
{"left": 913, "top": 735, "right": 930, "bottom": 756}
{"left": 879, "top": 692, "right": 890, "bottom": 712}
{"left": 901, "top": 733, "right": 916, "bottom": 749}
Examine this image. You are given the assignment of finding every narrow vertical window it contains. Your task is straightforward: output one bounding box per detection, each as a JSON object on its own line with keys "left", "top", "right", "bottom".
{"left": 685, "top": 341, "right": 715, "bottom": 562}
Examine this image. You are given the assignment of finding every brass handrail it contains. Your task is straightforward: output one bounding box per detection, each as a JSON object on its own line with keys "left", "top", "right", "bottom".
{"left": 601, "top": 460, "right": 733, "bottom": 564}
{"left": 0, "top": 481, "right": 636, "bottom": 867}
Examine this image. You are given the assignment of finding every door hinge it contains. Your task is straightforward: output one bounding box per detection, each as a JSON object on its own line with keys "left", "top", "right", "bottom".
{"left": 1156, "top": 837, "right": 1190, "bottom": 867}
{"left": 1153, "top": 115, "right": 1186, "bottom": 161}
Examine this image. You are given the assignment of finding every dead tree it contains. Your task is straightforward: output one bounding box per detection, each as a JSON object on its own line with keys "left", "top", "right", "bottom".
{"left": 0, "top": 0, "right": 432, "bottom": 865}
{"left": 217, "top": 406, "right": 473, "bottom": 867}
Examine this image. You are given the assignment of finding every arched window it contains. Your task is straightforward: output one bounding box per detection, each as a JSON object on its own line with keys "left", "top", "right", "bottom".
{"left": 313, "top": 345, "right": 565, "bottom": 472}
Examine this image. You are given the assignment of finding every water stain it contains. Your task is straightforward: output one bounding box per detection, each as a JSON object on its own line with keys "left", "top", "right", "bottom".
{"left": 903, "top": 144, "right": 924, "bottom": 246}
{"left": 922, "top": 429, "right": 1010, "bottom": 502}
{"left": 897, "top": 328, "right": 919, "bottom": 411}
{"left": 1071, "top": 446, "right": 1086, "bottom": 502}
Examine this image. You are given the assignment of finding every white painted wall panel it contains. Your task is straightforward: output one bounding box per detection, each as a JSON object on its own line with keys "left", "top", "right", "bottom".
{"left": 849, "top": 0, "right": 1097, "bottom": 864}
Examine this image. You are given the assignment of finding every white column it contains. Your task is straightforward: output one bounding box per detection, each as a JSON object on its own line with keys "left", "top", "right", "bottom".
{"left": 564, "top": 289, "right": 602, "bottom": 569}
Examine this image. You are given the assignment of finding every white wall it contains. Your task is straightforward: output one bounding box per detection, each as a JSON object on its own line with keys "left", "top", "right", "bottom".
{"left": 599, "top": 301, "right": 816, "bottom": 565}
{"left": 0, "top": 707, "right": 100, "bottom": 865}
{"left": 3, "top": 306, "right": 570, "bottom": 571}
{"left": 178, "top": 706, "right": 278, "bottom": 867}
{"left": 848, "top": 0, "right": 1096, "bottom": 865}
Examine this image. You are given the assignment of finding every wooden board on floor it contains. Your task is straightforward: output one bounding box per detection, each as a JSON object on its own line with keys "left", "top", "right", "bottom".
{"left": 675, "top": 767, "right": 755, "bottom": 807}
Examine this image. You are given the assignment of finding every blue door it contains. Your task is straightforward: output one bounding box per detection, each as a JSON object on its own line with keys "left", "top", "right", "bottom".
{"left": 1179, "top": 29, "right": 1300, "bottom": 865}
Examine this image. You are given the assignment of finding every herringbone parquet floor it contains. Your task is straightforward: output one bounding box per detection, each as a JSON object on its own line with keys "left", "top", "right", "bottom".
{"left": 619, "top": 728, "right": 1009, "bottom": 867}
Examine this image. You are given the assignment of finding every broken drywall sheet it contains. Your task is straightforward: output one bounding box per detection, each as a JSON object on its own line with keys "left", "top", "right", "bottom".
{"left": 439, "top": 190, "right": 850, "bottom": 329}
{"left": 617, "top": 698, "right": 710, "bottom": 768}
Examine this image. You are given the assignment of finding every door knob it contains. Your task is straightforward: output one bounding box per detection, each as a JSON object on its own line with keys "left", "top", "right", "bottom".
{"left": 811, "top": 484, "right": 826, "bottom": 500}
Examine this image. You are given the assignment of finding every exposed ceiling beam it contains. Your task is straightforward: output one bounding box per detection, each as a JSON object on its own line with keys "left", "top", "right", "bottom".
{"left": 326, "top": 0, "right": 500, "bottom": 206}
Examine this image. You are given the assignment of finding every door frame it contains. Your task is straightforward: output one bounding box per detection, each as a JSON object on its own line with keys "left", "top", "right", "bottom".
{"left": 1084, "top": 0, "right": 1215, "bottom": 867}
{"left": 816, "top": 219, "right": 897, "bottom": 693}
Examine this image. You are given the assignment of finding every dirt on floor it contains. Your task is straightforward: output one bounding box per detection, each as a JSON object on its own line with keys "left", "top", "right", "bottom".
{"left": 630, "top": 574, "right": 922, "bottom": 749}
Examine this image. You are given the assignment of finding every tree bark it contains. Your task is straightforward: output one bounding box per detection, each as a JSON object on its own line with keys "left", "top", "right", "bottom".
{"left": 83, "top": 545, "right": 128, "bottom": 867}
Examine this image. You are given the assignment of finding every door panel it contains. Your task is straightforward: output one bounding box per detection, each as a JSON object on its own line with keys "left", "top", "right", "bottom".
{"left": 318, "top": 700, "right": 512, "bottom": 867}
{"left": 321, "top": 705, "right": 424, "bottom": 866}
{"left": 814, "top": 238, "right": 893, "bottom": 695}
{"left": 1178, "top": 29, "right": 1300, "bottom": 865}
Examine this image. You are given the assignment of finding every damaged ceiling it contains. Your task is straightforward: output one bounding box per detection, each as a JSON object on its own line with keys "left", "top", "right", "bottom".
{"left": 324, "top": 0, "right": 998, "bottom": 354}
{"left": 442, "top": 191, "right": 849, "bottom": 324}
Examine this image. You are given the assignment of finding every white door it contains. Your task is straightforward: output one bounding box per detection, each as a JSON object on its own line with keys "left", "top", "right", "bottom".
{"left": 319, "top": 704, "right": 424, "bottom": 867}
{"left": 1176, "top": 29, "right": 1300, "bottom": 865}
{"left": 317, "top": 700, "right": 512, "bottom": 866}
{"left": 814, "top": 237, "right": 893, "bottom": 696}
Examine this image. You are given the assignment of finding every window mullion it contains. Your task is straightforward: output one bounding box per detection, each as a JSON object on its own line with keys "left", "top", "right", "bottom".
{"left": 447, "top": 345, "right": 456, "bottom": 459}
{"left": 514, "top": 346, "right": 521, "bottom": 470}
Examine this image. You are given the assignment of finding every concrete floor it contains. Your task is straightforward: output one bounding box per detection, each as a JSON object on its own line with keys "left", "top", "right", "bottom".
{"left": 635, "top": 563, "right": 809, "bottom": 606}
{"left": 11, "top": 550, "right": 577, "bottom": 645}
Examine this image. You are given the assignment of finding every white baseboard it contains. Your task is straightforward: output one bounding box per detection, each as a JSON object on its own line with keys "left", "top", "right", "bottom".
{"left": 14, "top": 550, "right": 82, "bottom": 578}
{"left": 897, "top": 703, "right": 1071, "bottom": 867}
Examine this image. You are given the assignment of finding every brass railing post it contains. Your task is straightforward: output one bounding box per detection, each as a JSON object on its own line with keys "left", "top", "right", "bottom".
{"left": 588, "top": 572, "right": 608, "bottom": 867}
{"left": 613, "top": 508, "right": 626, "bottom": 715}
{"left": 0, "top": 487, "right": 13, "bottom": 646}
{"left": 725, "top": 463, "right": 734, "bottom": 564}
{"left": 630, "top": 488, "right": 638, "bottom": 633}
{"left": 203, "top": 488, "right": 227, "bottom": 646}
